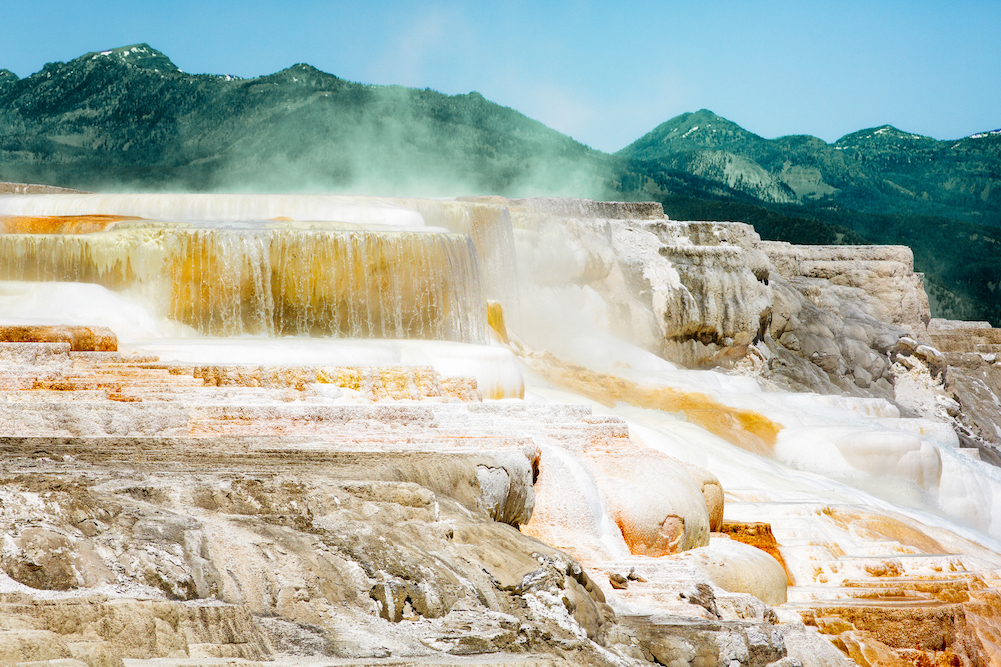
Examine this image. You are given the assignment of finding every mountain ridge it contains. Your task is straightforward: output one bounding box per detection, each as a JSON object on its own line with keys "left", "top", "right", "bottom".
{"left": 0, "top": 43, "right": 617, "bottom": 197}
{"left": 78, "top": 43, "right": 182, "bottom": 73}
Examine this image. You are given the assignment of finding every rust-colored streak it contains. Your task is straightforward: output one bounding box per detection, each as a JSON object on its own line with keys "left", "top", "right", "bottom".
{"left": 0, "top": 214, "right": 141, "bottom": 234}
{"left": 615, "top": 514, "right": 684, "bottom": 558}
{"left": 0, "top": 325, "right": 118, "bottom": 352}
{"left": 523, "top": 352, "right": 781, "bottom": 454}
{"left": 720, "top": 520, "right": 793, "bottom": 585}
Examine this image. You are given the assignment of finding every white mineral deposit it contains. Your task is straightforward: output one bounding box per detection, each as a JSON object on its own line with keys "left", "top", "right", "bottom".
{"left": 2, "top": 192, "right": 1001, "bottom": 666}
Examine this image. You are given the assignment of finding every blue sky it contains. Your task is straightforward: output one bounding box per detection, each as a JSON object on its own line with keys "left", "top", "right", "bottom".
{"left": 2, "top": 1, "right": 998, "bottom": 152}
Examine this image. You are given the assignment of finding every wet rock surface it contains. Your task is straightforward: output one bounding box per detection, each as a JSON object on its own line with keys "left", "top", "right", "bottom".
{"left": 8, "top": 194, "right": 1001, "bottom": 667}
{"left": 507, "top": 199, "right": 1001, "bottom": 462}
{"left": 0, "top": 343, "right": 794, "bottom": 666}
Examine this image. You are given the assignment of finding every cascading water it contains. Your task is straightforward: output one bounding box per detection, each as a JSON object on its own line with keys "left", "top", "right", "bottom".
{"left": 0, "top": 222, "right": 486, "bottom": 342}
{"left": 0, "top": 193, "right": 521, "bottom": 307}
{"left": 395, "top": 197, "right": 519, "bottom": 305}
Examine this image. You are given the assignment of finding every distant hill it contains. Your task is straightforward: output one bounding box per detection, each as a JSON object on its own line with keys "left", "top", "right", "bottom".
{"left": 621, "top": 109, "right": 1001, "bottom": 224}
{"left": 0, "top": 44, "right": 621, "bottom": 197}
{"left": 1, "top": 46, "right": 1000, "bottom": 323}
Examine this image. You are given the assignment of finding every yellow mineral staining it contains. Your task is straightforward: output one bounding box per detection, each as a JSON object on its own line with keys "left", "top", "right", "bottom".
{"left": 964, "top": 588, "right": 1001, "bottom": 664}
{"left": 617, "top": 512, "right": 685, "bottom": 558}
{"left": 486, "top": 300, "right": 510, "bottom": 344}
{"left": 797, "top": 507, "right": 1001, "bottom": 665}
{"left": 815, "top": 617, "right": 856, "bottom": 635}
{"left": 186, "top": 364, "right": 480, "bottom": 402}
{"left": 0, "top": 214, "right": 138, "bottom": 234}
{"left": 523, "top": 352, "right": 782, "bottom": 454}
{"left": 809, "top": 603, "right": 979, "bottom": 665}
{"left": 315, "top": 366, "right": 480, "bottom": 401}
{"left": 0, "top": 227, "right": 487, "bottom": 342}
{"left": 836, "top": 631, "right": 920, "bottom": 667}
{"left": 482, "top": 381, "right": 522, "bottom": 401}
{"left": 259, "top": 231, "right": 471, "bottom": 339}
{"left": 389, "top": 197, "right": 516, "bottom": 301}
{"left": 2, "top": 344, "right": 481, "bottom": 407}
{"left": 822, "top": 508, "right": 948, "bottom": 555}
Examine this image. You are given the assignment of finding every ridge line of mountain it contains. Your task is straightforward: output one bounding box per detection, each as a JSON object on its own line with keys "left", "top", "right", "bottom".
{"left": 3, "top": 43, "right": 997, "bottom": 148}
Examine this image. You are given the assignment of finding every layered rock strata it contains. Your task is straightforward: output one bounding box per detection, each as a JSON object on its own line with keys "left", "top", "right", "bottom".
{"left": 7, "top": 193, "right": 1001, "bottom": 666}
{"left": 5, "top": 340, "right": 993, "bottom": 666}
{"left": 0, "top": 336, "right": 825, "bottom": 666}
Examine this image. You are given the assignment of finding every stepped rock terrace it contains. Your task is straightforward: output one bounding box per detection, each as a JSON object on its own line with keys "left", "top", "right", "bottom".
{"left": 4, "top": 192, "right": 1001, "bottom": 666}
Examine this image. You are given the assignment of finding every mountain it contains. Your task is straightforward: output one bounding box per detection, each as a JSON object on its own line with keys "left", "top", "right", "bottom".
{"left": 618, "top": 110, "right": 799, "bottom": 203}
{"left": 0, "top": 44, "right": 622, "bottom": 197}
{"left": 620, "top": 110, "right": 1001, "bottom": 224}
{"left": 622, "top": 109, "right": 772, "bottom": 155}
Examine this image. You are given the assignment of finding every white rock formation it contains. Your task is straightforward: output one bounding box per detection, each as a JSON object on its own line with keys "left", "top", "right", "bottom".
{"left": 3, "top": 192, "right": 1001, "bottom": 666}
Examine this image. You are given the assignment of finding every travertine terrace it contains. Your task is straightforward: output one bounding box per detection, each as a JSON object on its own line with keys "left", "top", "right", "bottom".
{"left": 3, "top": 192, "right": 1001, "bottom": 666}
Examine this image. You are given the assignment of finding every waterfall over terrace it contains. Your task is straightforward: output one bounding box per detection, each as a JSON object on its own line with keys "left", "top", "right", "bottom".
{"left": 0, "top": 194, "right": 516, "bottom": 343}
{"left": 0, "top": 193, "right": 518, "bottom": 301}
{"left": 0, "top": 224, "right": 485, "bottom": 342}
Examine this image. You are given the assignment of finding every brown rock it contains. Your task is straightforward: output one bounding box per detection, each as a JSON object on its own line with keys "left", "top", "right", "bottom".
{"left": 0, "top": 181, "right": 88, "bottom": 195}
{"left": 816, "top": 616, "right": 856, "bottom": 635}
{"left": 0, "top": 325, "right": 117, "bottom": 351}
{"left": 719, "top": 520, "right": 792, "bottom": 585}
{"left": 0, "top": 629, "right": 73, "bottom": 664}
